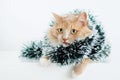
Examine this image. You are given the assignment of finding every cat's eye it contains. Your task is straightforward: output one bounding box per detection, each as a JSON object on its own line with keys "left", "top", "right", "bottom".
{"left": 57, "top": 28, "right": 63, "bottom": 33}
{"left": 71, "top": 29, "right": 77, "bottom": 34}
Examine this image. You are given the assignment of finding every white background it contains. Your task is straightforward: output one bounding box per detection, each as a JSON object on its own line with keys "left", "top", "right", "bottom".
{"left": 0, "top": 0, "right": 120, "bottom": 80}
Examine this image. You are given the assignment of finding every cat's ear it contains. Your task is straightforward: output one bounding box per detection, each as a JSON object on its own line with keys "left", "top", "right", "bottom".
{"left": 52, "top": 13, "right": 63, "bottom": 23}
{"left": 77, "top": 12, "right": 87, "bottom": 26}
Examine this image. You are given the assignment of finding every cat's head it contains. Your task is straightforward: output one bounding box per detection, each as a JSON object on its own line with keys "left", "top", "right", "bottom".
{"left": 48, "top": 12, "right": 92, "bottom": 46}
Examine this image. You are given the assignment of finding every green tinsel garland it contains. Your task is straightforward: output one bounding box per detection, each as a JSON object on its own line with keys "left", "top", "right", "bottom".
{"left": 21, "top": 10, "right": 111, "bottom": 66}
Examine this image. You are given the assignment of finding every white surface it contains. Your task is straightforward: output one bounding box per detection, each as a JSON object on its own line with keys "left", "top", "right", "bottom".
{"left": 0, "top": 0, "right": 120, "bottom": 80}
{"left": 0, "top": 51, "right": 119, "bottom": 80}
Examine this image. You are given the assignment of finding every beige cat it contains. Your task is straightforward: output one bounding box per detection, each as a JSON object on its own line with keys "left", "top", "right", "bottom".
{"left": 40, "top": 12, "right": 93, "bottom": 78}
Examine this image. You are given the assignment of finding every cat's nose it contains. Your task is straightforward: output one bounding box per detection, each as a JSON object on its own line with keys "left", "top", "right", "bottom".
{"left": 63, "top": 38, "right": 68, "bottom": 42}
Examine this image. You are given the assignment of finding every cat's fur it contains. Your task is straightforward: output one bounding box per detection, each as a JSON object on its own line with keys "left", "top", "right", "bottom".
{"left": 40, "top": 12, "right": 93, "bottom": 77}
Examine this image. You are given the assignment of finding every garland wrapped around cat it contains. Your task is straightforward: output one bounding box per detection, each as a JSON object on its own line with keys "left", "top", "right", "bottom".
{"left": 21, "top": 10, "right": 111, "bottom": 66}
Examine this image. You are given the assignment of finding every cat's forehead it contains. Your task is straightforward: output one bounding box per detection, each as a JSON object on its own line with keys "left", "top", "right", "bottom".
{"left": 55, "top": 14, "right": 80, "bottom": 28}
{"left": 63, "top": 14, "right": 78, "bottom": 22}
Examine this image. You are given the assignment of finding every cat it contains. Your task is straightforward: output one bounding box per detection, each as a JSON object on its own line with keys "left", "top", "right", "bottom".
{"left": 39, "top": 12, "right": 93, "bottom": 78}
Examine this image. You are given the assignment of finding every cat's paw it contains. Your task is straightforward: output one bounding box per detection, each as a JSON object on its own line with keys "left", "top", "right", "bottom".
{"left": 39, "top": 56, "right": 50, "bottom": 67}
{"left": 71, "top": 70, "right": 80, "bottom": 79}
{"left": 65, "top": 78, "right": 72, "bottom": 80}
{"left": 72, "top": 70, "right": 77, "bottom": 78}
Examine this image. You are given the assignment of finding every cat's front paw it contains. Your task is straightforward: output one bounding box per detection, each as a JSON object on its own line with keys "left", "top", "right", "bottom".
{"left": 72, "top": 70, "right": 78, "bottom": 78}
{"left": 71, "top": 70, "right": 81, "bottom": 79}
{"left": 39, "top": 56, "right": 50, "bottom": 67}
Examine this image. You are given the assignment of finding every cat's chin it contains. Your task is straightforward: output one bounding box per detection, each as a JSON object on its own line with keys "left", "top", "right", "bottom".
{"left": 62, "top": 42, "right": 71, "bottom": 47}
{"left": 62, "top": 44, "right": 69, "bottom": 47}
{"left": 49, "top": 40, "right": 71, "bottom": 47}
{"left": 53, "top": 43, "right": 69, "bottom": 47}
{"left": 52, "top": 42, "right": 70, "bottom": 47}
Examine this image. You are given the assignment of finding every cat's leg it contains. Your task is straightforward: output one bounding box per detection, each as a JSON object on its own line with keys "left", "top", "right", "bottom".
{"left": 72, "top": 58, "right": 92, "bottom": 78}
{"left": 39, "top": 56, "right": 51, "bottom": 66}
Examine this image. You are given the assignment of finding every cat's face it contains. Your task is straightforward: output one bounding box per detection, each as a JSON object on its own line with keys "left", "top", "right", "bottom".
{"left": 48, "top": 12, "right": 92, "bottom": 46}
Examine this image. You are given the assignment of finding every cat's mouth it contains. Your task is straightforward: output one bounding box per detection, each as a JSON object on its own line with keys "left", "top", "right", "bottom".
{"left": 63, "top": 42, "right": 68, "bottom": 45}
{"left": 62, "top": 41, "right": 70, "bottom": 46}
